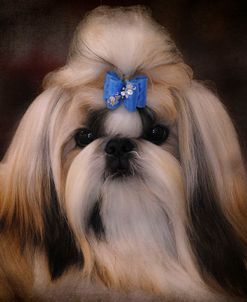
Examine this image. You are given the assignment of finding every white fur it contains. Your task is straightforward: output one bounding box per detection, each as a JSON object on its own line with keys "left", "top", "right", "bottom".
{"left": 104, "top": 106, "right": 142, "bottom": 138}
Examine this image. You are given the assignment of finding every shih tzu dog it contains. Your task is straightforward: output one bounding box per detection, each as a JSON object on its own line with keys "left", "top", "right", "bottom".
{"left": 0, "top": 6, "right": 247, "bottom": 302}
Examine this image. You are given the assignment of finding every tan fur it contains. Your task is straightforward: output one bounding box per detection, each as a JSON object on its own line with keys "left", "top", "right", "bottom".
{"left": 177, "top": 82, "right": 247, "bottom": 242}
{"left": 0, "top": 233, "right": 33, "bottom": 301}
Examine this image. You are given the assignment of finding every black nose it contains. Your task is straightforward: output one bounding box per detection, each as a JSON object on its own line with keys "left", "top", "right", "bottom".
{"left": 105, "top": 138, "right": 135, "bottom": 176}
{"left": 105, "top": 138, "right": 135, "bottom": 157}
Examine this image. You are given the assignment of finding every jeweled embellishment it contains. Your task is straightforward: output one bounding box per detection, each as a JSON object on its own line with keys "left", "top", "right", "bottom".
{"left": 120, "top": 83, "right": 137, "bottom": 98}
{"left": 107, "top": 83, "right": 137, "bottom": 106}
{"left": 107, "top": 94, "right": 121, "bottom": 106}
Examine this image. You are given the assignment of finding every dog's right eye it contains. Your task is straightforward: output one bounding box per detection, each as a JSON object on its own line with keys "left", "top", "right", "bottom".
{"left": 75, "top": 128, "right": 96, "bottom": 148}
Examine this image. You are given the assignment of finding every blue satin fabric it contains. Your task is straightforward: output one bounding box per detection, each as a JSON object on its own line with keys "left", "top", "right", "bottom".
{"left": 103, "top": 71, "right": 148, "bottom": 112}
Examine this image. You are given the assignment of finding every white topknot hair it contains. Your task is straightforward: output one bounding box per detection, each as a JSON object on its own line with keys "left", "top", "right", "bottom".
{"left": 45, "top": 6, "right": 190, "bottom": 90}
{"left": 71, "top": 6, "right": 181, "bottom": 75}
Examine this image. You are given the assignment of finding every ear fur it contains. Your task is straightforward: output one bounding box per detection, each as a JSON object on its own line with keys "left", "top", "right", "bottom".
{"left": 0, "top": 88, "right": 83, "bottom": 278}
{"left": 176, "top": 81, "right": 247, "bottom": 296}
{"left": 0, "top": 88, "right": 58, "bottom": 243}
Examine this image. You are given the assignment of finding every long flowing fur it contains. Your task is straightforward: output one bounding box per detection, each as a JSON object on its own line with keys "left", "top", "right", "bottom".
{"left": 0, "top": 5, "right": 246, "bottom": 302}
{"left": 175, "top": 82, "right": 247, "bottom": 296}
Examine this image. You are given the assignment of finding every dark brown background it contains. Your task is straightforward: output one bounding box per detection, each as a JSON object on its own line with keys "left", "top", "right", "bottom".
{"left": 0, "top": 0, "right": 246, "bottom": 160}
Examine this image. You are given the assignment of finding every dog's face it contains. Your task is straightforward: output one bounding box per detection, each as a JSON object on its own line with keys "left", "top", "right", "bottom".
{"left": 1, "top": 6, "right": 247, "bottom": 300}
{"left": 57, "top": 87, "right": 184, "bottom": 284}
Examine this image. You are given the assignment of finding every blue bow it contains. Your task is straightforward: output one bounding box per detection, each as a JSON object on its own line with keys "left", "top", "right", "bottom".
{"left": 103, "top": 71, "right": 148, "bottom": 112}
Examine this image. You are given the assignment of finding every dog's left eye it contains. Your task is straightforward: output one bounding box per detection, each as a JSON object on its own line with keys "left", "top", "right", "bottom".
{"left": 75, "top": 128, "right": 96, "bottom": 147}
{"left": 144, "top": 124, "right": 169, "bottom": 145}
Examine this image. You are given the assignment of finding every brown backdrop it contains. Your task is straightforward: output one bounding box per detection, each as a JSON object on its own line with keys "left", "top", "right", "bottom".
{"left": 0, "top": 0, "right": 246, "bottom": 160}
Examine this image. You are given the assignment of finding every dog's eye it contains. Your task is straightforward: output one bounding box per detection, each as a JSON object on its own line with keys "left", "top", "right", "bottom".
{"left": 144, "top": 125, "right": 169, "bottom": 145}
{"left": 75, "top": 128, "right": 96, "bottom": 147}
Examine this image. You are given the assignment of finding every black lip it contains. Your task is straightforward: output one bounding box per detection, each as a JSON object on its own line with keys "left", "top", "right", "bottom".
{"left": 105, "top": 152, "right": 135, "bottom": 178}
{"left": 104, "top": 158, "right": 138, "bottom": 180}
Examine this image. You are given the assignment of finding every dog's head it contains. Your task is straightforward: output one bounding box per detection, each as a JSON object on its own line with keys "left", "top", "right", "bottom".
{"left": 1, "top": 6, "right": 247, "bottom": 299}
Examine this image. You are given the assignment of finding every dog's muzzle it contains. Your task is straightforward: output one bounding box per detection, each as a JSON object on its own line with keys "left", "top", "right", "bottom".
{"left": 105, "top": 137, "right": 135, "bottom": 177}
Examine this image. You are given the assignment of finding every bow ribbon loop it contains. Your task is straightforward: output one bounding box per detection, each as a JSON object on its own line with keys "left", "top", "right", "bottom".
{"left": 103, "top": 71, "right": 147, "bottom": 112}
